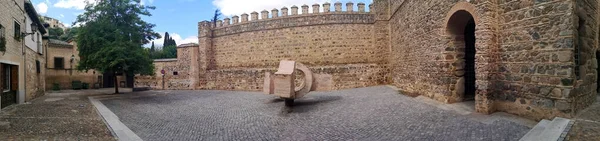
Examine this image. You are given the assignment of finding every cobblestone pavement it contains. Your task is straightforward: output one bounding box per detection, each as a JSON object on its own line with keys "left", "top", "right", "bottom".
{"left": 567, "top": 95, "right": 600, "bottom": 141}
{"left": 0, "top": 89, "right": 124, "bottom": 141}
{"left": 100, "top": 86, "right": 530, "bottom": 141}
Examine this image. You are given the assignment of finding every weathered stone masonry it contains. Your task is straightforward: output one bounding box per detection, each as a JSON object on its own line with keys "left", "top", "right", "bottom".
{"left": 197, "top": 2, "right": 387, "bottom": 91}
{"left": 136, "top": 1, "right": 600, "bottom": 120}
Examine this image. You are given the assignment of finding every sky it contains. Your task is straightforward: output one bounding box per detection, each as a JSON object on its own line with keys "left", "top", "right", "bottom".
{"left": 32, "top": 0, "right": 372, "bottom": 47}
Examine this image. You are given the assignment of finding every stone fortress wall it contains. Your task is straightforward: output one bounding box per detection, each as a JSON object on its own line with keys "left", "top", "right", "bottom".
{"left": 136, "top": 2, "right": 389, "bottom": 91}
{"left": 136, "top": 0, "right": 600, "bottom": 121}
{"left": 202, "top": 2, "right": 386, "bottom": 91}
{"left": 386, "top": 0, "right": 597, "bottom": 120}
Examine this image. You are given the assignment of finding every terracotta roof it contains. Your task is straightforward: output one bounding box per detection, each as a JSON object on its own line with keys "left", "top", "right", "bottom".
{"left": 48, "top": 39, "right": 73, "bottom": 47}
{"left": 177, "top": 43, "right": 199, "bottom": 48}
{"left": 154, "top": 58, "right": 177, "bottom": 62}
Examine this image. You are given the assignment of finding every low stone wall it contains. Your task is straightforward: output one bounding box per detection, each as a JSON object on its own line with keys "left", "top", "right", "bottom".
{"left": 201, "top": 63, "right": 385, "bottom": 91}
{"left": 135, "top": 54, "right": 195, "bottom": 90}
{"left": 45, "top": 69, "right": 99, "bottom": 90}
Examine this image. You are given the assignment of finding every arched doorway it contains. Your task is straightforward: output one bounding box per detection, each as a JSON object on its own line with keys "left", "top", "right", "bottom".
{"left": 447, "top": 10, "right": 477, "bottom": 102}
{"left": 597, "top": 51, "right": 600, "bottom": 93}
{"left": 464, "top": 18, "right": 476, "bottom": 101}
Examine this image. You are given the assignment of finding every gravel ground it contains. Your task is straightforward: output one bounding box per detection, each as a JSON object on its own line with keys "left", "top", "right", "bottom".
{"left": 0, "top": 90, "right": 117, "bottom": 141}
{"left": 101, "top": 86, "right": 530, "bottom": 141}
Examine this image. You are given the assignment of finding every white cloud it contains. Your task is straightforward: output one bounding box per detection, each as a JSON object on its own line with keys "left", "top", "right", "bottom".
{"left": 147, "top": 32, "right": 198, "bottom": 47}
{"left": 212, "top": 0, "right": 332, "bottom": 16}
{"left": 54, "top": 0, "right": 96, "bottom": 10}
{"left": 36, "top": 3, "right": 48, "bottom": 14}
{"left": 60, "top": 14, "right": 65, "bottom": 17}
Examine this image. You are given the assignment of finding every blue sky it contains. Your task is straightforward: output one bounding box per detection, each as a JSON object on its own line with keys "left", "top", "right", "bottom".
{"left": 32, "top": 0, "right": 372, "bottom": 47}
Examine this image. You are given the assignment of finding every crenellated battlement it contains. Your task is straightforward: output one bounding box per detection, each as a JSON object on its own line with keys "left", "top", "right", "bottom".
{"left": 207, "top": 2, "right": 373, "bottom": 28}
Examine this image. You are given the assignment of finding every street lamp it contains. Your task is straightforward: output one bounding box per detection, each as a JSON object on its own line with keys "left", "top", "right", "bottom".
{"left": 19, "top": 22, "right": 38, "bottom": 101}
{"left": 21, "top": 23, "right": 37, "bottom": 36}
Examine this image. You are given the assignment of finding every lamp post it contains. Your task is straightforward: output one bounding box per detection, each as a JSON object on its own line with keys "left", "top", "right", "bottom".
{"left": 20, "top": 22, "right": 38, "bottom": 104}
{"left": 21, "top": 23, "right": 37, "bottom": 37}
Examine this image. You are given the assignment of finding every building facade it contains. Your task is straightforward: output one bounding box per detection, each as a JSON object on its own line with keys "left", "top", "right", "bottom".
{"left": 136, "top": 0, "right": 600, "bottom": 120}
{"left": 0, "top": 0, "right": 47, "bottom": 109}
{"left": 44, "top": 39, "right": 100, "bottom": 90}
{"left": 41, "top": 16, "right": 67, "bottom": 32}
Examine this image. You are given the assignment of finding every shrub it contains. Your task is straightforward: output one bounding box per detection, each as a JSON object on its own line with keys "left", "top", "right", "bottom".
{"left": 52, "top": 83, "right": 60, "bottom": 91}
{"left": 72, "top": 81, "right": 82, "bottom": 90}
{"left": 82, "top": 83, "right": 89, "bottom": 89}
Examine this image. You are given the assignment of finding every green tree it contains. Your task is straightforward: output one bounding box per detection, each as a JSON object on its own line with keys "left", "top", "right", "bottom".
{"left": 162, "top": 32, "right": 176, "bottom": 47}
{"left": 48, "top": 27, "right": 64, "bottom": 39}
{"left": 150, "top": 41, "right": 155, "bottom": 52}
{"left": 75, "top": 0, "right": 160, "bottom": 94}
{"left": 163, "top": 32, "right": 170, "bottom": 47}
{"left": 162, "top": 45, "right": 177, "bottom": 58}
{"left": 59, "top": 27, "right": 78, "bottom": 41}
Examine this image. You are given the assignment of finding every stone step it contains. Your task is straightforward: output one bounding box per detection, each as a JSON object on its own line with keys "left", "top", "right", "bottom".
{"left": 520, "top": 117, "right": 571, "bottom": 141}
{"left": 519, "top": 119, "right": 551, "bottom": 141}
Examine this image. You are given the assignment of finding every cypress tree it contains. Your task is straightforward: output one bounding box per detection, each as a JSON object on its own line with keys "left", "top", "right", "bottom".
{"left": 163, "top": 32, "right": 170, "bottom": 47}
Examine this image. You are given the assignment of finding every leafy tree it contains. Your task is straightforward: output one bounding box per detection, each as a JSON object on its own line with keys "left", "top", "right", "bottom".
{"left": 59, "top": 27, "right": 78, "bottom": 41}
{"left": 148, "top": 45, "right": 177, "bottom": 59}
{"left": 48, "top": 27, "right": 64, "bottom": 39}
{"left": 75, "top": 0, "right": 160, "bottom": 94}
{"left": 162, "top": 45, "right": 177, "bottom": 58}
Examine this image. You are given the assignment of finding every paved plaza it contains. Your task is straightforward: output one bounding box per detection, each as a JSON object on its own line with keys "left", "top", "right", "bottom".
{"left": 0, "top": 89, "right": 122, "bottom": 140}
{"left": 99, "top": 86, "right": 531, "bottom": 141}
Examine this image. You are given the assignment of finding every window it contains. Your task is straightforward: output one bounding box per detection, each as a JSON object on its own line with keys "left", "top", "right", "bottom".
{"left": 37, "top": 33, "right": 42, "bottom": 54}
{"left": 13, "top": 21, "right": 20, "bottom": 40}
{"left": 36, "top": 60, "right": 40, "bottom": 73}
{"left": 3, "top": 64, "right": 10, "bottom": 92}
{"left": 173, "top": 71, "right": 178, "bottom": 75}
{"left": 54, "top": 57, "right": 64, "bottom": 69}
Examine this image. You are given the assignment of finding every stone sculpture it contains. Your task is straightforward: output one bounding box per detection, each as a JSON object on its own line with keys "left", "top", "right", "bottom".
{"left": 264, "top": 60, "right": 313, "bottom": 106}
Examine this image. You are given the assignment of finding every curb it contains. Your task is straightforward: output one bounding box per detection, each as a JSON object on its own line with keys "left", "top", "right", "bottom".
{"left": 89, "top": 96, "right": 143, "bottom": 141}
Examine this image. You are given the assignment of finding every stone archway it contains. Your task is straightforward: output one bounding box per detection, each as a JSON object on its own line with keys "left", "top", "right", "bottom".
{"left": 444, "top": 2, "right": 485, "bottom": 107}
{"left": 447, "top": 10, "right": 477, "bottom": 103}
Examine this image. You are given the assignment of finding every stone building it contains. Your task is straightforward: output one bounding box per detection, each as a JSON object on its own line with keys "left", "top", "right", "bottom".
{"left": 135, "top": 43, "right": 198, "bottom": 90}
{"left": 41, "top": 16, "right": 67, "bottom": 33}
{"left": 136, "top": 1, "right": 600, "bottom": 120}
{"left": 44, "top": 39, "right": 101, "bottom": 90}
{"left": 0, "top": 0, "right": 47, "bottom": 109}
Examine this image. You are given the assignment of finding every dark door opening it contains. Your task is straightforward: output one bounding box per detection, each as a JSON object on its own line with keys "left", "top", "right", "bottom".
{"left": 103, "top": 72, "right": 114, "bottom": 88}
{"left": 126, "top": 72, "right": 134, "bottom": 88}
{"left": 597, "top": 52, "right": 600, "bottom": 93}
{"left": 463, "top": 18, "right": 476, "bottom": 101}
{"left": 1, "top": 64, "right": 19, "bottom": 109}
